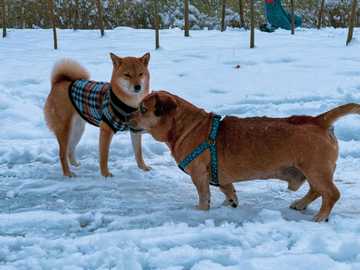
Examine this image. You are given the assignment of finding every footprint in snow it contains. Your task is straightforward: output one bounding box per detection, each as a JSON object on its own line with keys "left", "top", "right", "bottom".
{"left": 264, "top": 57, "right": 297, "bottom": 64}
{"left": 209, "top": 89, "right": 227, "bottom": 94}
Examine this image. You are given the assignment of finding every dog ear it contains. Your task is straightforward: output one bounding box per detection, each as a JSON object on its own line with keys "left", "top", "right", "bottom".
{"left": 140, "top": 52, "right": 150, "bottom": 67}
{"left": 110, "top": 53, "right": 122, "bottom": 68}
{"left": 154, "top": 95, "right": 177, "bottom": 117}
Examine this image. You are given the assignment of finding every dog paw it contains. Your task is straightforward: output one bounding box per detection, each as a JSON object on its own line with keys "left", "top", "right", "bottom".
{"left": 222, "top": 198, "right": 238, "bottom": 208}
{"left": 139, "top": 164, "right": 152, "bottom": 172}
{"left": 64, "top": 171, "right": 76, "bottom": 177}
{"left": 70, "top": 159, "right": 81, "bottom": 167}
{"left": 313, "top": 213, "right": 329, "bottom": 223}
{"left": 196, "top": 204, "right": 210, "bottom": 211}
{"left": 290, "top": 200, "right": 307, "bottom": 211}
{"left": 101, "top": 171, "right": 113, "bottom": 178}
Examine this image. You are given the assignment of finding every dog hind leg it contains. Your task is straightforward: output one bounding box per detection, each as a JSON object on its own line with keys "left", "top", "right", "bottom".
{"left": 290, "top": 184, "right": 320, "bottom": 210}
{"left": 68, "top": 114, "right": 85, "bottom": 167}
{"left": 55, "top": 117, "right": 75, "bottom": 177}
{"left": 296, "top": 166, "right": 340, "bottom": 222}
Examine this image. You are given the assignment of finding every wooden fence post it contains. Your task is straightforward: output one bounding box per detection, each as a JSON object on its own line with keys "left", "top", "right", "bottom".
{"left": 250, "top": 0, "right": 255, "bottom": 48}
{"left": 221, "top": 0, "right": 226, "bottom": 32}
{"left": 48, "top": 0, "right": 58, "bottom": 49}
{"left": 1, "top": 0, "right": 6, "bottom": 38}
{"left": 184, "top": 0, "right": 190, "bottom": 37}
{"left": 346, "top": 0, "right": 357, "bottom": 45}
{"left": 154, "top": 0, "right": 160, "bottom": 49}
{"left": 96, "top": 0, "right": 105, "bottom": 37}
{"left": 290, "top": 0, "right": 295, "bottom": 34}
{"left": 317, "top": 0, "right": 325, "bottom": 29}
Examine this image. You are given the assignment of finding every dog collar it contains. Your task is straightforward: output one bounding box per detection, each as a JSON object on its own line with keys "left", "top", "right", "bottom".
{"left": 109, "top": 89, "right": 138, "bottom": 120}
{"left": 178, "top": 114, "right": 222, "bottom": 186}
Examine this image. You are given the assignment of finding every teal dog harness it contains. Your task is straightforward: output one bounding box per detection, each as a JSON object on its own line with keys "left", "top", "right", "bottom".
{"left": 178, "top": 114, "right": 222, "bottom": 186}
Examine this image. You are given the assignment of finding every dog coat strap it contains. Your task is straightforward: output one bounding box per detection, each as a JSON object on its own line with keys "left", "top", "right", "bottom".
{"left": 178, "top": 114, "right": 222, "bottom": 187}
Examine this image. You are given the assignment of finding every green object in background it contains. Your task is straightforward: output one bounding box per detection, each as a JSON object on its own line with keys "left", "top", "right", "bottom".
{"left": 263, "top": 0, "right": 302, "bottom": 31}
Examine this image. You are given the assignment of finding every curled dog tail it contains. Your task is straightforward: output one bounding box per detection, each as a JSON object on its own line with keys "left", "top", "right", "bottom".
{"left": 51, "top": 58, "right": 90, "bottom": 86}
{"left": 316, "top": 103, "right": 360, "bottom": 129}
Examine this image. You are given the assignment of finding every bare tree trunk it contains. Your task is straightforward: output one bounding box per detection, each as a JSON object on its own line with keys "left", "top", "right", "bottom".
{"left": 221, "top": 0, "right": 226, "bottom": 32}
{"left": 317, "top": 0, "right": 325, "bottom": 29}
{"left": 1, "top": 0, "right": 6, "bottom": 38}
{"left": 250, "top": 0, "right": 255, "bottom": 48}
{"left": 346, "top": 0, "right": 357, "bottom": 45}
{"left": 184, "top": 0, "right": 190, "bottom": 37}
{"left": 290, "top": 0, "right": 295, "bottom": 34}
{"left": 154, "top": 0, "right": 160, "bottom": 49}
{"left": 48, "top": 0, "right": 58, "bottom": 49}
{"left": 238, "top": 0, "right": 245, "bottom": 28}
{"left": 96, "top": 0, "right": 105, "bottom": 37}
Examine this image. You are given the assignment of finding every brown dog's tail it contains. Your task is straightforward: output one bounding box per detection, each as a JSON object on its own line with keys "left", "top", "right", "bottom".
{"left": 51, "top": 58, "right": 90, "bottom": 86}
{"left": 316, "top": 103, "right": 360, "bottom": 129}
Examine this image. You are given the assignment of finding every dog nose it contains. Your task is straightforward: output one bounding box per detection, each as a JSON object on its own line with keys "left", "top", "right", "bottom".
{"left": 134, "top": 85, "right": 141, "bottom": 92}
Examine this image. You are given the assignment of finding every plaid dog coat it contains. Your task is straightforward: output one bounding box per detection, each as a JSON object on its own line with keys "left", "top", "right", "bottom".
{"left": 69, "top": 79, "right": 138, "bottom": 133}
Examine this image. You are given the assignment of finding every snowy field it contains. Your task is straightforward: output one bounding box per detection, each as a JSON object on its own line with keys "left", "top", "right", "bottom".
{"left": 1, "top": 27, "right": 360, "bottom": 269}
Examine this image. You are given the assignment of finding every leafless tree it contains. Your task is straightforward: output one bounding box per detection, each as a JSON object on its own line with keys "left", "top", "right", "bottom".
{"left": 221, "top": 0, "right": 226, "bottom": 32}
{"left": 1, "top": 0, "right": 6, "bottom": 38}
{"left": 48, "top": 0, "right": 58, "bottom": 49}
{"left": 250, "top": 0, "right": 255, "bottom": 48}
{"left": 96, "top": 0, "right": 105, "bottom": 37}
{"left": 317, "top": 0, "right": 325, "bottom": 29}
{"left": 346, "top": 0, "right": 357, "bottom": 45}
{"left": 184, "top": 0, "right": 190, "bottom": 37}
{"left": 154, "top": 0, "right": 160, "bottom": 49}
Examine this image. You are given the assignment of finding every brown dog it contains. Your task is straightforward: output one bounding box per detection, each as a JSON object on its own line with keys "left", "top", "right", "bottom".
{"left": 44, "top": 53, "right": 151, "bottom": 177}
{"left": 128, "top": 91, "right": 360, "bottom": 222}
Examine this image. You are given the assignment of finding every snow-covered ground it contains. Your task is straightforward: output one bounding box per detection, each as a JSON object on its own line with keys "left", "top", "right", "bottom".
{"left": 1, "top": 27, "right": 360, "bottom": 269}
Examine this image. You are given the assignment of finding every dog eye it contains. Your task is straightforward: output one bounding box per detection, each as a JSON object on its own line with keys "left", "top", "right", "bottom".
{"left": 124, "top": 73, "right": 131, "bottom": 78}
{"left": 139, "top": 73, "right": 143, "bottom": 76}
{"left": 139, "top": 104, "right": 147, "bottom": 114}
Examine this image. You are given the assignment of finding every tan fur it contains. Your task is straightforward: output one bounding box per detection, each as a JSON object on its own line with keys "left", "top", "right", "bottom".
{"left": 51, "top": 58, "right": 90, "bottom": 86}
{"left": 129, "top": 91, "right": 360, "bottom": 222}
{"left": 44, "top": 54, "right": 151, "bottom": 177}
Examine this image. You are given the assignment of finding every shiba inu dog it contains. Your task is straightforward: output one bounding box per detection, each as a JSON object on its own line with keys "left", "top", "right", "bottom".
{"left": 128, "top": 91, "right": 360, "bottom": 222}
{"left": 44, "top": 53, "right": 151, "bottom": 177}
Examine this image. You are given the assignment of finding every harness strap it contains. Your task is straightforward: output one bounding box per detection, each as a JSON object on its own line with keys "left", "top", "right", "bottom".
{"left": 178, "top": 114, "right": 222, "bottom": 186}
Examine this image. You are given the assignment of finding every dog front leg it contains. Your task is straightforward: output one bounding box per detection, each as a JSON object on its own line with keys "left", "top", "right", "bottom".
{"left": 220, "top": 184, "right": 238, "bottom": 208}
{"left": 191, "top": 172, "right": 210, "bottom": 210}
{"left": 130, "top": 131, "right": 151, "bottom": 171}
{"left": 99, "top": 122, "right": 114, "bottom": 177}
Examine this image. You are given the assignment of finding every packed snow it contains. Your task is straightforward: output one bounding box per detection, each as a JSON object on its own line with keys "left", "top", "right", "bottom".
{"left": 1, "top": 27, "right": 360, "bottom": 269}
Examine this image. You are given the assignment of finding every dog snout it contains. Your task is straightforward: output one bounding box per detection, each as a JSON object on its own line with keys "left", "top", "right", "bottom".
{"left": 134, "top": 85, "right": 142, "bottom": 93}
